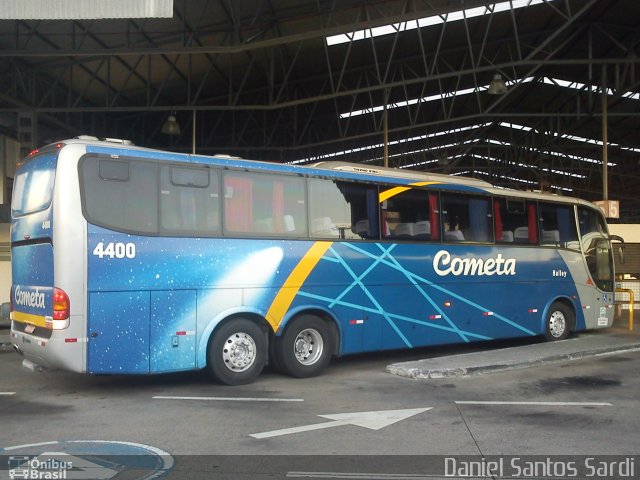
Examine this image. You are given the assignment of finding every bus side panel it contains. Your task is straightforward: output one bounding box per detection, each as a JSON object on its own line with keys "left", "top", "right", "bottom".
{"left": 88, "top": 291, "right": 150, "bottom": 373}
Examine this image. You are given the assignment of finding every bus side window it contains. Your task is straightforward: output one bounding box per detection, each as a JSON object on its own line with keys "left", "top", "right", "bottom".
{"left": 495, "top": 198, "right": 538, "bottom": 245}
{"left": 379, "top": 188, "right": 437, "bottom": 241}
{"left": 578, "top": 206, "right": 606, "bottom": 237}
{"left": 223, "top": 171, "right": 306, "bottom": 236}
{"left": 540, "top": 202, "right": 578, "bottom": 249}
{"left": 441, "top": 193, "right": 492, "bottom": 243}
{"left": 159, "top": 165, "right": 220, "bottom": 235}
{"left": 309, "top": 179, "right": 378, "bottom": 240}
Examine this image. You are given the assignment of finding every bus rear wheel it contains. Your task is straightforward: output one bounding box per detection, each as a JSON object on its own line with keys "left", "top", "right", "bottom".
{"left": 208, "top": 318, "right": 266, "bottom": 385}
{"left": 273, "top": 315, "right": 333, "bottom": 378}
{"left": 545, "top": 302, "right": 573, "bottom": 341}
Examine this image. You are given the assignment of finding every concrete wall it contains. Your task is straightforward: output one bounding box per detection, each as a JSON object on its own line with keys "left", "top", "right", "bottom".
{"left": 609, "top": 224, "right": 640, "bottom": 243}
{"left": 0, "top": 223, "right": 9, "bottom": 304}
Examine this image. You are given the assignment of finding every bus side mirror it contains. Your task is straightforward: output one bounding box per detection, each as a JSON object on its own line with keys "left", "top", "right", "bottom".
{"left": 609, "top": 235, "right": 625, "bottom": 264}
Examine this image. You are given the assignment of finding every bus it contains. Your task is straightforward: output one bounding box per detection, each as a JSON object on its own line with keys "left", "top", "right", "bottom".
{"left": 10, "top": 137, "right": 623, "bottom": 385}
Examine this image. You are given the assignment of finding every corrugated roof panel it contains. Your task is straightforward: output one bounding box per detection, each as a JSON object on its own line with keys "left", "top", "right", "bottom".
{"left": 0, "top": 0, "right": 173, "bottom": 19}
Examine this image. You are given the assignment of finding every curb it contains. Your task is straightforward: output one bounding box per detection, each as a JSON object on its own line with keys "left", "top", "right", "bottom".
{"left": 387, "top": 342, "right": 640, "bottom": 380}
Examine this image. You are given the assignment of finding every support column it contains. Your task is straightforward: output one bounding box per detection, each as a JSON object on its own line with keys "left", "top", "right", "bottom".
{"left": 18, "top": 111, "right": 38, "bottom": 158}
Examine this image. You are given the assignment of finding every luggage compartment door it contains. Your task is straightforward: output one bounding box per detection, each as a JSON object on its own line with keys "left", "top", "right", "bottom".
{"left": 88, "top": 291, "right": 150, "bottom": 373}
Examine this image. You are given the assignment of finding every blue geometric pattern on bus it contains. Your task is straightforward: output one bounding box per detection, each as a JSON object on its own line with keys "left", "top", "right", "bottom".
{"left": 293, "top": 242, "right": 542, "bottom": 353}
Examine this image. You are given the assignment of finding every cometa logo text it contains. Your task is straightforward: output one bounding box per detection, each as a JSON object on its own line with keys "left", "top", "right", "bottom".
{"left": 433, "top": 250, "right": 516, "bottom": 276}
{"left": 14, "top": 286, "right": 46, "bottom": 309}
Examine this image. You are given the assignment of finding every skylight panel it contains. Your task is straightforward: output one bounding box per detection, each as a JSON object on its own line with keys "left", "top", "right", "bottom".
{"left": 326, "top": 0, "right": 547, "bottom": 46}
{"left": 339, "top": 75, "right": 636, "bottom": 121}
{"left": 473, "top": 159, "right": 573, "bottom": 192}
{"left": 288, "top": 123, "right": 491, "bottom": 164}
{"left": 339, "top": 78, "right": 533, "bottom": 119}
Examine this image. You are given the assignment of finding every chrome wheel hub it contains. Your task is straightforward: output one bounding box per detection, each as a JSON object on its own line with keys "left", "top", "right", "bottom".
{"left": 549, "top": 311, "right": 566, "bottom": 338}
{"left": 294, "top": 328, "right": 323, "bottom": 366}
{"left": 222, "top": 332, "right": 256, "bottom": 372}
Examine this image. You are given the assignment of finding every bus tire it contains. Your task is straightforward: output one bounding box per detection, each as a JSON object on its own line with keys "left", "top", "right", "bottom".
{"left": 207, "top": 318, "right": 266, "bottom": 385}
{"left": 545, "top": 302, "right": 573, "bottom": 341}
{"left": 273, "top": 315, "right": 333, "bottom": 378}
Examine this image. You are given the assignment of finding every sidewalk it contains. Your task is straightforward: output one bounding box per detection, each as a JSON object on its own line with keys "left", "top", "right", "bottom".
{"left": 387, "top": 323, "right": 640, "bottom": 380}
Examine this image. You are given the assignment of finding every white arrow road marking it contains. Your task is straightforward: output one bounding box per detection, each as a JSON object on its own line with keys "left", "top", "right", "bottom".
{"left": 250, "top": 407, "right": 432, "bottom": 439}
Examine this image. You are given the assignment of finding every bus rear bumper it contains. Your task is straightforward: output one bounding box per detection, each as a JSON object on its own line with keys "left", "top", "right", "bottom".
{"left": 10, "top": 329, "right": 85, "bottom": 373}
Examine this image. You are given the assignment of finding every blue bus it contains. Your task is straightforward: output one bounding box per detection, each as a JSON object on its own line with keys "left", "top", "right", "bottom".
{"left": 10, "top": 137, "right": 623, "bottom": 385}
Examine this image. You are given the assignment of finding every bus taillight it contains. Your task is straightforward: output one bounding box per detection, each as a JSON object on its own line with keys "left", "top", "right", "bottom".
{"left": 53, "top": 288, "right": 70, "bottom": 327}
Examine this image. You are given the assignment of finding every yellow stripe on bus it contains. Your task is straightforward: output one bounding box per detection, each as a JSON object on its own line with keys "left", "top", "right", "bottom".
{"left": 266, "top": 241, "right": 333, "bottom": 331}
{"left": 378, "top": 181, "right": 438, "bottom": 202}
{"left": 10, "top": 311, "right": 48, "bottom": 328}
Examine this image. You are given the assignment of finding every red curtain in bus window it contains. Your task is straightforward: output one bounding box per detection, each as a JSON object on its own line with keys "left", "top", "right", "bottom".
{"left": 527, "top": 203, "right": 538, "bottom": 243}
{"left": 380, "top": 207, "right": 388, "bottom": 237}
{"left": 429, "top": 193, "right": 440, "bottom": 239}
{"left": 225, "top": 176, "right": 253, "bottom": 232}
{"left": 494, "top": 200, "right": 503, "bottom": 241}
{"left": 273, "top": 181, "right": 285, "bottom": 232}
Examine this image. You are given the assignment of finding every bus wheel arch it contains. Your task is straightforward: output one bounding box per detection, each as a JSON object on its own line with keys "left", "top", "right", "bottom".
{"left": 206, "top": 313, "right": 270, "bottom": 385}
{"left": 544, "top": 299, "right": 575, "bottom": 341}
{"left": 270, "top": 311, "right": 338, "bottom": 378}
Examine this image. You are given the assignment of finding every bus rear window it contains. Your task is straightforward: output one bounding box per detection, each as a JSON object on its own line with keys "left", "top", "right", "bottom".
{"left": 11, "top": 154, "right": 57, "bottom": 217}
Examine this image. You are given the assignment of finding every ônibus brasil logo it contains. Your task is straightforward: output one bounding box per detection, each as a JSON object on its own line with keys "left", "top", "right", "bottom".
{"left": 433, "top": 250, "right": 516, "bottom": 277}
{"left": 8, "top": 456, "right": 72, "bottom": 479}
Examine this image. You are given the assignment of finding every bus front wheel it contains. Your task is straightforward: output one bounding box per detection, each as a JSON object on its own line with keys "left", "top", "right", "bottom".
{"left": 545, "top": 302, "right": 573, "bottom": 341}
{"left": 208, "top": 319, "right": 267, "bottom": 385}
{"left": 273, "top": 315, "right": 333, "bottom": 378}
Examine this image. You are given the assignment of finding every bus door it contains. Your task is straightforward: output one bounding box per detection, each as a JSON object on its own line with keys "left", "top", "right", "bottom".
{"left": 587, "top": 238, "right": 616, "bottom": 327}
{"left": 578, "top": 207, "right": 617, "bottom": 328}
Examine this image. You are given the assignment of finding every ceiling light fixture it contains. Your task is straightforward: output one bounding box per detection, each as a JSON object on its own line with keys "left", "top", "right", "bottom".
{"left": 161, "top": 113, "right": 181, "bottom": 136}
{"left": 488, "top": 74, "right": 508, "bottom": 95}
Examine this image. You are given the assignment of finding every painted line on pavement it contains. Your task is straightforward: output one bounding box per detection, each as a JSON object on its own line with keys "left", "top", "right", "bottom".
{"left": 153, "top": 395, "right": 304, "bottom": 402}
{"left": 288, "top": 473, "right": 431, "bottom": 479}
{"left": 455, "top": 401, "right": 612, "bottom": 406}
{"left": 3, "top": 441, "right": 59, "bottom": 451}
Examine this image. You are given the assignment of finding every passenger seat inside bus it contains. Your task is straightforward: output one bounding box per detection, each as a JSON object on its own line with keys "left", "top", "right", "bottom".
{"left": 514, "top": 226, "right": 529, "bottom": 243}
{"left": 414, "top": 221, "right": 431, "bottom": 239}
{"left": 444, "top": 230, "right": 465, "bottom": 241}
{"left": 501, "top": 230, "right": 514, "bottom": 242}
{"left": 542, "top": 229, "right": 560, "bottom": 245}
{"left": 354, "top": 219, "right": 371, "bottom": 238}
{"left": 393, "top": 222, "right": 415, "bottom": 238}
{"left": 254, "top": 215, "right": 297, "bottom": 233}
{"left": 283, "top": 214, "right": 296, "bottom": 232}
{"left": 254, "top": 217, "right": 274, "bottom": 233}
{"left": 311, "top": 217, "right": 337, "bottom": 237}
